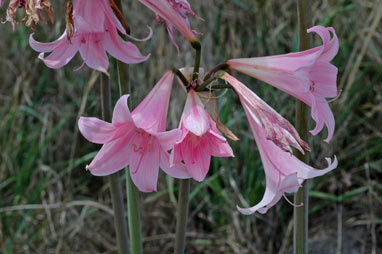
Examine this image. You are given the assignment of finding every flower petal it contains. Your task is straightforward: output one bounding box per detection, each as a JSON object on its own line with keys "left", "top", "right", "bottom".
{"left": 154, "top": 128, "right": 182, "bottom": 151}
{"left": 160, "top": 150, "right": 191, "bottom": 179}
{"left": 87, "top": 129, "right": 135, "bottom": 176}
{"left": 181, "top": 134, "right": 211, "bottom": 181}
{"left": 129, "top": 138, "right": 160, "bottom": 192}
{"left": 132, "top": 71, "right": 174, "bottom": 132}
{"left": 310, "top": 95, "right": 335, "bottom": 142}
{"left": 78, "top": 117, "right": 115, "bottom": 144}
{"left": 29, "top": 32, "right": 67, "bottom": 52}
{"left": 79, "top": 34, "right": 109, "bottom": 74}
{"left": 104, "top": 19, "right": 150, "bottom": 65}
{"left": 182, "top": 90, "right": 210, "bottom": 136}
{"left": 112, "top": 95, "right": 134, "bottom": 126}
{"left": 35, "top": 36, "right": 80, "bottom": 69}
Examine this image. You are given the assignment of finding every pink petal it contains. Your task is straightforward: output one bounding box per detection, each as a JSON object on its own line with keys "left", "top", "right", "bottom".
{"left": 129, "top": 138, "right": 160, "bottom": 192}
{"left": 181, "top": 134, "right": 211, "bottom": 182}
{"left": 78, "top": 117, "right": 116, "bottom": 144}
{"left": 100, "top": 0, "right": 126, "bottom": 34}
{"left": 35, "top": 36, "right": 80, "bottom": 69}
{"left": 310, "top": 95, "right": 335, "bottom": 142}
{"left": 87, "top": 129, "right": 135, "bottom": 176}
{"left": 132, "top": 71, "right": 174, "bottom": 132}
{"left": 308, "top": 26, "right": 339, "bottom": 62}
{"left": 181, "top": 90, "right": 210, "bottom": 136}
{"left": 208, "top": 122, "right": 234, "bottom": 157}
{"left": 170, "top": 142, "right": 184, "bottom": 166}
{"left": 138, "top": 0, "right": 197, "bottom": 42}
{"left": 310, "top": 62, "right": 338, "bottom": 98}
{"left": 160, "top": 150, "right": 191, "bottom": 179}
{"left": 29, "top": 33, "right": 67, "bottom": 52}
{"left": 79, "top": 34, "right": 109, "bottom": 74}
{"left": 103, "top": 19, "right": 150, "bottom": 65}
{"left": 112, "top": 95, "right": 134, "bottom": 126}
{"left": 154, "top": 128, "right": 182, "bottom": 151}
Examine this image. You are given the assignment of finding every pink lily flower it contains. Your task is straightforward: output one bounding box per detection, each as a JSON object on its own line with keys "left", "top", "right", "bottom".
{"left": 78, "top": 71, "right": 190, "bottom": 192}
{"left": 29, "top": 0, "right": 151, "bottom": 74}
{"left": 170, "top": 89, "right": 234, "bottom": 182}
{"left": 221, "top": 74, "right": 337, "bottom": 215}
{"left": 227, "top": 26, "right": 339, "bottom": 142}
{"left": 138, "top": 0, "right": 198, "bottom": 52}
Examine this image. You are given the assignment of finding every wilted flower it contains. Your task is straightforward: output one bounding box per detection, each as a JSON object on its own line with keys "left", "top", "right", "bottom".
{"left": 78, "top": 71, "right": 190, "bottom": 192}
{"left": 222, "top": 73, "right": 337, "bottom": 214}
{"left": 138, "top": 0, "right": 198, "bottom": 52}
{"left": 1, "top": 0, "right": 54, "bottom": 29}
{"left": 170, "top": 89, "right": 234, "bottom": 181}
{"left": 29, "top": 0, "right": 151, "bottom": 74}
{"left": 227, "top": 26, "right": 339, "bottom": 142}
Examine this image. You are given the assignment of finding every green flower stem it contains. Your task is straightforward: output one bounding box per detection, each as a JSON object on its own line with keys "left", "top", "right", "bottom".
{"left": 116, "top": 54, "right": 143, "bottom": 254}
{"left": 173, "top": 68, "right": 189, "bottom": 87}
{"left": 113, "top": 1, "right": 143, "bottom": 252}
{"left": 100, "top": 74, "right": 130, "bottom": 254}
{"left": 294, "top": 1, "right": 312, "bottom": 254}
{"left": 203, "top": 63, "right": 229, "bottom": 82}
{"left": 174, "top": 179, "right": 190, "bottom": 254}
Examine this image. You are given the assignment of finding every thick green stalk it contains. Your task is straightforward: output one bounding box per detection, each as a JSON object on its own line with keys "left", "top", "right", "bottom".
{"left": 117, "top": 59, "right": 143, "bottom": 254}
{"left": 174, "top": 179, "right": 190, "bottom": 254}
{"left": 294, "top": 1, "right": 311, "bottom": 254}
{"left": 100, "top": 74, "right": 130, "bottom": 254}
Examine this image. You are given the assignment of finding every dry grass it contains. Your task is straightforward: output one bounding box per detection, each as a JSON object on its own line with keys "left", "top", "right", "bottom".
{"left": 0, "top": 0, "right": 381, "bottom": 253}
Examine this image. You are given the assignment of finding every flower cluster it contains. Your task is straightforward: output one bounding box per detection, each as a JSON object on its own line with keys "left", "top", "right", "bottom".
{"left": 9, "top": 0, "right": 339, "bottom": 215}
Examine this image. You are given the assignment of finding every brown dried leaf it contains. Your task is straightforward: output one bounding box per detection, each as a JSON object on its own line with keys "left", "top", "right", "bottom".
{"left": 199, "top": 92, "right": 239, "bottom": 141}
{"left": 65, "top": 0, "right": 75, "bottom": 43}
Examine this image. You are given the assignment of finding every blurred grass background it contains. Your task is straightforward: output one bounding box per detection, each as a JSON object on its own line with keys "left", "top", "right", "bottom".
{"left": 0, "top": 0, "right": 381, "bottom": 253}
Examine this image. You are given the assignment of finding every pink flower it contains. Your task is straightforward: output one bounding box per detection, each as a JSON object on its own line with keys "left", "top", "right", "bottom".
{"left": 221, "top": 74, "right": 337, "bottom": 215}
{"left": 138, "top": 0, "right": 198, "bottom": 52}
{"left": 227, "top": 26, "right": 339, "bottom": 142}
{"left": 170, "top": 89, "right": 234, "bottom": 182}
{"left": 29, "top": 0, "right": 151, "bottom": 74}
{"left": 78, "top": 71, "right": 190, "bottom": 192}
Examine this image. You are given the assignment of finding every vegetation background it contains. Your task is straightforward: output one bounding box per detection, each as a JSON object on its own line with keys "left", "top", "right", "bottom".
{"left": 0, "top": 0, "right": 381, "bottom": 253}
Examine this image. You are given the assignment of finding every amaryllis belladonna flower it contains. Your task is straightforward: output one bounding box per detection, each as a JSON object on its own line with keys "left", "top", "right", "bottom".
{"left": 227, "top": 25, "right": 339, "bottom": 142}
{"left": 170, "top": 89, "right": 234, "bottom": 182}
{"left": 138, "top": 0, "right": 198, "bottom": 52}
{"left": 1, "top": 0, "right": 54, "bottom": 29}
{"left": 78, "top": 71, "right": 190, "bottom": 192}
{"left": 29, "top": 0, "right": 151, "bottom": 74}
{"left": 222, "top": 73, "right": 337, "bottom": 214}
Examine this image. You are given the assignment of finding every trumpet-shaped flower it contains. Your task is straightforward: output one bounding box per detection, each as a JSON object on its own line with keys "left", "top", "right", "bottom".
{"left": 29, "top": 0, "right": 151, "bottom": 74}
{"left": 138, "top": 0, "right": 198, "bottom": 52}
{"left": 78, "top": 71, "right": 190, "bottom": 192}
{"left": 170, "top": 90, "right": 234, "bottom": 182}
{"left": 227, "top": 26, "right": 339, "bottom": 142}
{"left": 222, "top": 73, "right": 337, "bottom": 214}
